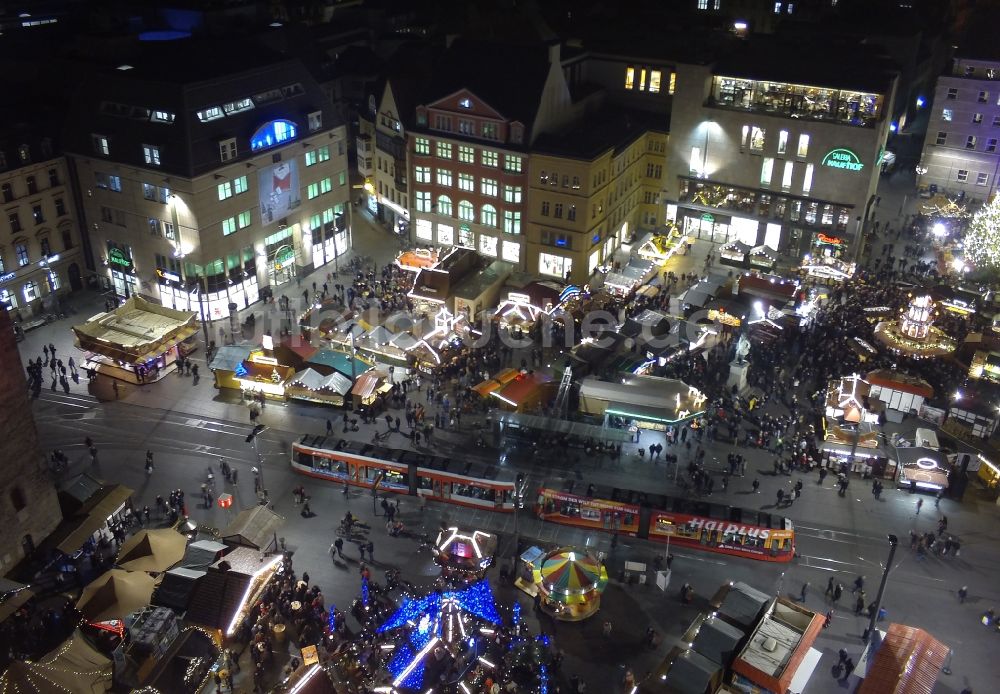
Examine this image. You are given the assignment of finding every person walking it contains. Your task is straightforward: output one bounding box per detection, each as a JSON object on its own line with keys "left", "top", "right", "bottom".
{"left": 799, "top": 582, "right": 809, "bottom": 603}
{"left": 326, "top": 419, "right": 333, "bottom": 436}
{"left": 825, "top": 577, "right": 835, "bottom": 599}
{"left": 752, "top": 478, "right": 760, "bottom": 493}
{"left": 916, "top": 498, "right": 923, "bottom": 514}
{"left": 112, "top": 380, "right": 119, "bottom": 399}
{"left": 833, "top": 582, "right": 843, "bottom": 604}
{"left": 958, "top": 585, "right": 968, "bottom": 603}
{"left": 852, "top": 575, "right": 864, "bottom": 594}
{"left": 334, "top": 538, "right": 344, "bottom": 558}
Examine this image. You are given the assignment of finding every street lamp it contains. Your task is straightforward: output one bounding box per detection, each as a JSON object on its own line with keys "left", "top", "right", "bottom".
{"left": 246, "top": 424, "right": 268, "bottom": 504}
{"left": 865, "top": 534, "right": 898, "bottom": 644}
{"left": 170, "top": 193, "right": 209, "bottom": 344}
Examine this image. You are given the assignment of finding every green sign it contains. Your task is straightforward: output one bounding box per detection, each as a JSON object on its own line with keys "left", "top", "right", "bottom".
{"left": 701, "top": 213, "right": 715, "bottom": 223}
{"left": 459, "top": 223, "right": 471, "bottom": 233}
{"left": 273, "top": 245, "right": 295, "bottom": 270}
{"left": 822, "top": 148, "right": 864, "bottom": 172}
{"left": 108, "top": 247, "right": 132, "bottom": 271}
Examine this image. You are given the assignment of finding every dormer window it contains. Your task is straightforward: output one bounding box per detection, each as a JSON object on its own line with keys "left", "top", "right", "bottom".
{"left": 308, "top": 111, "right": 323, "bottom": 132}
{"left": 459, "top": 97, "right": 473, "bottom": 109}
{"left": 151, "top": 110, "right": 176, "bottom": 124}
{"left": 197, "top": 107, "right": 225, "bottom": 122}
{"left": 223, "top": 98, "right": 254, "bottom": 115}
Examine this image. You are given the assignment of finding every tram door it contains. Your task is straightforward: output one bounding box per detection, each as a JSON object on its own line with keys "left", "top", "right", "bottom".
{"left": 637, "top": 506, "right": 652, "bottom": 539}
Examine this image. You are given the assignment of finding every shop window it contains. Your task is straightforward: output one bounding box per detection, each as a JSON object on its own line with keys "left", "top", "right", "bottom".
{"left": 0, "top": 288, "right": 16, "bottom": 309}
{"left": 415, "top": 219, "right": 433, "bottom": 241}
{"left": 942, "top": 109, "right": 953, "bottom": 122}
{"left": 797, "top": 134, "right": 809, "bottom": 157}
{"left": 502, "top": 240, "right": 520, "bottom": 263}
{"left": 479, "top": 234, "right": 498, "bottom": 256}
{"left": 22, "top": 280, "right": 39, "bottom": 302}
{"left": 539, "top": 252, "right": 571, "bottom": 278}
{"left": 749, "top": 126, "right": 765, "bottom": 153}
{"left": 437, "top": 224, "right": 454, "bottom": 245}
{"left": 777, "top": 130, "right": 788, "bottom": 154}
{"left": 437, "top": 195, "right": 453, "bottom": 216}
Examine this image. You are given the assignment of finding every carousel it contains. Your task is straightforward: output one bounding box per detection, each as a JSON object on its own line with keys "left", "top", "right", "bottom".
{"left": 432, "top": 527, "right": 497, "bottom": 581}
{"left": 530, "top": 548, "right": 608, "bottom": 622}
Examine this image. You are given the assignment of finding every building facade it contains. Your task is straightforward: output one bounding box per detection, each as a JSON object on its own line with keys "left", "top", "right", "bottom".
{"left": 362, "top": 81, "right": 411, "bottom": 232}
{"left": 526, "top": 112, "right": 667, "bottom": 284}
{"left": 0, "top": 135, "right": 85, "bottom": 318}
{"left": 0, "top": 307, "right": 62, "bottom": 571}
{"left": 665, "top": 47, "right": 895, "bottom": 273}
{"left": 64, "top": 47, "right": 350, "bottom": 323}
{"left": 917, "top": 55, "right": 1000, "bottom": 202}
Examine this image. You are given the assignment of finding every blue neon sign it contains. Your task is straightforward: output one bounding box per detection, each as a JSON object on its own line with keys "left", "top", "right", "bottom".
{"left": 250, "top": 120, "right": 297, "bottom": 152}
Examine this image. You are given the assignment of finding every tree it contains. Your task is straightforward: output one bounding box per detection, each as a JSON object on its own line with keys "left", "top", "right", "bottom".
{"left": 964, "top": 195, "right": 1000, "bottom": 273}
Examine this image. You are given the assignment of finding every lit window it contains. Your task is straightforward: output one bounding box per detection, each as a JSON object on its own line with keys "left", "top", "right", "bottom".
{"left": 222, "top": 217, "right": 237, "bottom": 235}
{"left": 698, "top": 0, "right": 708, "bottom": 8}
{"left": 151, "top": 110, "right": 175, "bottom": 123}
{"left": 437, "top": 169, "right": 453, "bottom": 187}
{"left": 966, "top": 135, "right": 977, "bottom": 149}
{"left": 15, "top": 243, "right": 29, "bottom": 266}
{"left": 668, "top": 72, "right": 676, "bottom": 95}
{"left": 458, "top": 173, "right": 474, "bottom": 192}
{"left": 482, "top": 150, "right": 498, "bottom": 167}
{"left": 481, "top": 178, "right": 498, "bottom": 197}
{"left": 774, "top": 1, "right": 782, "bottom": 13}
{"left": 625, "top": 67, "right": 635, "bottom": 90}
{"left": 797, "top": 134, "right": 809, "bottom": 157}
{"left": 974, "top": 113, "right": 984, "bottom": 124}
{"left": 437, "top": 142, "right": 452, "bottom": 158}
{"left": 649, "top": 70, "right": 662, "bottom": 94}
{"left": 503, "top": 185, "right": 522, "bottom": 203}
{"left": 234, "top": 176, "right": 248, "bottom": 194}
{"left": 223, "top": 98, "right": 254, "bottom": 115}
{"left": 307, "top": 183, "right": 319, "bottom": 199}
{"left": 777, "top": 130, "right": 788, "bottom": 154}
{"left": 415, "top": 166, "right": 431, "bottom": 183}
{"left": 750, "top": 126, "right": 765, "bottom": 152}
{"left": 802, "top": 163, "right": 814, "bottom": 194}
{"left": 415, "top": 191, "right": 431, "bottom": 212}
{"left": 479, "top": 235, "right": 498, "bottom": 257}
{"left": 504, "top": 155, "right": 523, "bottom": 173}
{"left": 942, "top": 109, "right": 953, "bottom": 122}
{"left": 143, "top": 144, "right": 161, "bottom": 166}
{"left": 218, "top": 182, "right": 233, "bottom": 200}
{"left": 458, "top": 146, "right": 475, "bottom": 163}
{"left": 320, "top": 178, "right": 332, "bottom": 194}
{"left": 761, "top": 157, "right": 774, "bottom": 185}
{"left": 317, "top": 146, "right": 330, "bottom": 162}
{"left": 690, "top": 146, "right": 702, "bottom": 175}
{"left": 502, "top": 240, "right": 520, "bottom": 263}
{"left": 238, "top": 210, "right": 251, "bottom": 229}
{"left": 415, "top": 138, "right": 430, "bottom": 155}
{"left": 437, "top": 195, "right": 453, "bottom": 216}
{"left": 481, "top": 204, "right": 497, "bottom": 227}
{"left": 92, "top": 134, "right": 109, "bottom": 156}
{"left": 979, "top": 91, "right": 989, "bottom": 103}
{"left": 197, "top": 107, "right": 224, "bottom": 122}
{"left": 305, "top": 150, "right": 318, "bottom": 166}
{"left": 503, "top": 210, "right": 521, "bottom": 234}
{"left": 781, "top": 161, "right": 794, "bottom": 189}
{"left": 416, "top": 219, "right": 433, "bottom": 241}
{"left": 639, "top": 69, "right": 647, "bottom": 90}
{"left": 458, "top": 200, "right": 474, "bottom": 221}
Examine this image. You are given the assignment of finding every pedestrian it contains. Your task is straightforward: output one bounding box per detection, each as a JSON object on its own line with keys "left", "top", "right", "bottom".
{"left": 838, "top": 648, "right": 848, "bottom": 665}
{"left": 833, "top": 583, "right": 843, "bottom": 604}
{"left": 825, "top": 577, "right": 835, "bottom": 598}
{"left": 799, "top": 581, "right": 809, "bottom": 603}
{"left": 916, "top": 498, "right": 923, "bottom": 514}
{"left": 841, "top": 658, "right": 854, "bottom": 680}
{"left": 958, "top": 585, "right": 968, "bottom": 603}
{"left": 334, "top": 537, "right": 344, "bottom": 558}
{"left": 367, "top": 540, "right": 374, "bottom": 560}
{"left": 326, "top": 419, "right": 333, "bottom": 435}
{"left": 852, "top": 575, "right": 864, "bottom": 594}
{"left": 602, "top": 619, "right": 612, "bottom": 637}
{"left": 752, "top": 478, "right": 760, "bottom": 493}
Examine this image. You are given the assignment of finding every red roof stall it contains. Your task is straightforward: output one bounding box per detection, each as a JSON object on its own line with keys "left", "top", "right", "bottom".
{"left": 490, "top": 372, "right": 554, "bottom": 412}
{"left": 856, "top": 624, "right": 948, "bottom": 694}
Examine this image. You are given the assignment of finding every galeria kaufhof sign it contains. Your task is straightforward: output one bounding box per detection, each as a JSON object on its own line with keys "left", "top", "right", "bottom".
{"left": 821, "top": 148, "right": 864, "bottom": 172}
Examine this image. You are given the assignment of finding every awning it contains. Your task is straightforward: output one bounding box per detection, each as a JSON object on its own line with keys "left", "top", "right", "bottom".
{"left": 220, "top": 505, "right": 284, "bottom": 551}
{"left": 788, "top": 647, "right": 823, "bottom": 694}
{"left": 57, "top": 485, "right": 134, "bottom": 553}
{"left": 857, "top": 624, "right": 947, "bottom": 694}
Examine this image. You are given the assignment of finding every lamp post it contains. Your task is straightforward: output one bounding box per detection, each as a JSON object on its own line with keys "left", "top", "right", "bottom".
{"left": 865, "top": 534, "right": 898, "bottom": 644}
{"left": 246, "top": 424, "right": 267, "bottom": 504}
{"left": 512, "top": 472, "right": 527, "bottom": 554}
{"left": 170, "top": 194, "right": 210, "bottom": 344}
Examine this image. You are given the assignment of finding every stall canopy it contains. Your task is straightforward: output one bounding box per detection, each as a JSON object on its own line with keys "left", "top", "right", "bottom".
{"left": 307, "top": 349, "right": 370, "bottom": 379}
{"left": 55, "top": 484, "right": 134, "bottom": 554}
{"left": 116, "top": 529, "right": 188, "bottom": 573}
{"left": 0, "top": 630, "right": 112, "bottom": 694}
{"left": 208, "top": 344, "right": 253, "bottom": 373}
{"left": 220, "top": 505, "right": 284, "bottom": 551}
{"left": 662, "top": 648, "right": 719, "bottom": 694}
{"left": 351, "top": 371, "right": 391, "bottom": 402}
{"left": 76, "top": 569, "right": 157, "bottom": 623}
{"left": 287, "top": 368, "right": 353, "bottom": 396}
{"left": 491, "top": 372, "right": 554, "bottom": 410}
{"left": 857, "top": 624, "right": 947, "bottom": 694}
{"left": 472, "top": 368, "right": 519, "bottom": 398}
{"left": 72, "top": 296, "right": 198, "bottom": 365}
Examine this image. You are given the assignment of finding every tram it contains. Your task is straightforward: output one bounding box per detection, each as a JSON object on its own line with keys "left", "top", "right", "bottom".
{"left": 535, "top": 486, "right": 795, "bottom": 562}
{"left": 291, "top": 435, "right": 516, "bottom": 511}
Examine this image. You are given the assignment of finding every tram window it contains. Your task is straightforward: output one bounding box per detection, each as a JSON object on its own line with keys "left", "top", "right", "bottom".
{"left": 417, "top": 476, "right": 433, "bottom": 490}
{"left": 295, "top": 451, "right": 315, "bottom": 467}
{"left": 758, "top": 512, "right": 771, "bottom": 528}
{"left": 746, "top": 535, "right": 764, "bottom": 549}
{"left": 451, "top": 483, "right": 497, "bottom": 502}
{"left": 623, "top": 513, "right": 636, "bottom": 526}
{"left": 580, "top": 507, "right": 601, "bottom": 522}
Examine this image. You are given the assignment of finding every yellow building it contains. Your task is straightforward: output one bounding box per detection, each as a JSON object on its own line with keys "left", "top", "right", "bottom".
{"left": 526, "top": 110, "right": 667, "bottom": 285}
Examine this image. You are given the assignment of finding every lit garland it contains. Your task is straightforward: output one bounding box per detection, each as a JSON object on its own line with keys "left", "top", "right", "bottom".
{"left": 964, "top": 194, "right": 1000, "bottom": 272}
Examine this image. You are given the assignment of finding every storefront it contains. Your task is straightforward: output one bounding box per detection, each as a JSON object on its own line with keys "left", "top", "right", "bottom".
{"left": 539, "top": 252, "right": 572, "bottom": 279}
{"left": 264, "top": 228, "right": 296, "bottom": 286}
{"left": 107, "top": 243, "right": 140, "bottom": 300}
{"left": 309, "top": 209, "right": 350, "bottom": 269}
{"left": 682, "top": 210, "right": 731, "bottom": 244}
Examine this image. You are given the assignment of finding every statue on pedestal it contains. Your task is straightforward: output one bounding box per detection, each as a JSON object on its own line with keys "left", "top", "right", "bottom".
{"left": 735, "top": 334, "right": 751, "bottom": 364}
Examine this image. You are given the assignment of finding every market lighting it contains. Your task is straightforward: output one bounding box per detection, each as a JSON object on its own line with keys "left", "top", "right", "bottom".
{"left": 965, "top": 193, "right": 1000, "bottom": 271}
{"left": 226, "top": 554, "right": 282, "bottom": 635}
{"left": 932, "top": 222, "right": 947, "bottom": 236}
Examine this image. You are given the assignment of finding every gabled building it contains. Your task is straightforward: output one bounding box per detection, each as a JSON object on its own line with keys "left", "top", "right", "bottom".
{"left": 62, "top": 37, "right": 350, "bottom": 319}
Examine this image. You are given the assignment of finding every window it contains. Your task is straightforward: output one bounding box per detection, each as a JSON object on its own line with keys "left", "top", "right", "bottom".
{"left": 458, "top": 146, "right": 475, "bottom": 163}
{"left": 415, "top": 191, "right": 431, "bottom": 212}
{"left": 415, "top": 219, "right": 433, "bottom": 241}
{"left": 458, "top": 173, "right": 474, "bottom": 192}
{"left": 308, "top": 111, "right": 322, "bottom": 131}
{"left": 942, "top": 109, "right": 953, "bottom": 122}
{"left": 220, "top": 139, "right": 237, "bottom": 162}
{"left": 777, "top": 130, "right": 788, "bottom": 154}
{"left": 482, "top": 150, "right": 498, "bottom": 167}
{"left": 481, "top": 204, "right": 497, "bottom": 227}
{"left": 9, "top": 213, "right": 21, "bottom": 233}
{"left": 481, "top": 178, "right": 498, "bottom": 197}
{"left": 48, "top": 168, "right": 59, "bottom": 187}
{"left": 143, "top": 144, "right": 161, "bottom": 166}
{"left": 307, "top": 182, "right": 320, "bottom": 199}
{"left": 325, "top": 176, "right": 336, "bottom": 192}
{"left": 222, "top": 217, "right": 237, "bottom": 235}
{"left": 957, "top": 169, "right": 969, "bottom": 182}
{"left": 197, "top": 107, "right": 224, "bottom": 122}
{"left": 15, "top": 243, "right": 28, "bottom": 266}
{"left": 649, "top": 70, "right": 662, "bottom": 93}
{"left": 305, "top": 150, "right": 319, "bottom": 166}
{"left": 234, "top": 175, "right": 248, "bottom": 194}
{"left": 781, "top": 161, "right": 794, "bottom": 189}
{"left": 436, "top": 142, "right": 452, "bottom": 158}
{"left": 966, "top": 135, "right": 977, "bottom": 150}
{"left": 993, "top": 116, "right": 1000, "bottom": 127}
{"left": 761, "top": 157, "right": 774, "bottom": 185}
{"left": 774, "top": 1, "right": 782, "bottom": 13}
{"left": 502, "top": 240, "right": 520, "bottom": 263}
{"left": 40, "top": 237, "right": 51, "bottom": 257}
{"left": 541, "top": 201, "right": 550, "bottom": 216}
{"left": 503, "top": 185, "right": 522, "bottom": 203}
{"left": 437, "top": 224, "right": 453, "bottom": 245}
{"left": 750, "top": 126, "right": 765, "bottom": 152}
{"left": 572, "top": 176, "right": 581, "bottom": 189}
{"left": 317, "top": 146, "right": 330, "bottom": 163}
{"left": 22, "top": 280, "right": 39, "bottom": 303}
{"left": 1, "top": 184, "right": 11, "bottom": 202}
{"left": 802, "top": 163, "right": 814, "bottom": 194}
{"left": 55, "top": 198, "right": 66, "bottom": 216}
{"left": 92, "top": 134, "right": 109, "bottom": 155}
{"left": 689, "top": 146, "right": 702, "bottom": 174}
{"left": 437, "top": 169, "right": 452, "bottom": 186}
{"left": 457, "top": 200, "right": 474, "bottom": 221}
{"left": 415, "top": 166, "right": 431, "bottom": 183}
{"left": 481, "top": 123, "right": 497, "bottom": 139}
{"left": 568, "top": 205, "right": 576, "bottom": 221}
{"left": 977, "top": 172, "right": 989, "bottom": 186}
{"left": 25, "top": 176, "right": 37, "bottom": 195}
{"left": 625, "top": 65, "right": 635, "bottom": 89}
{"left": 979, "top": 90, "right": 989, "bottom": 103}
{"left": 218, "top": 181, "right": 233, "bottom": 200}
{"left": 553, "top": 203, "right": 564, "bottom": 218}
{"left": 149, "top": 218, "right": 161, "bottom": 236}
{"left": 989, "top": 139, "right": 998, "bottom": 153}
{"left": 668, "top": 72, "right": 676, "bottom": 95}
{"left": 936, "top": 131, "right": 947, "bottom": 145}
{"left": 504, "top": 155, "right": 523, "bottom": 173}
{"left": 697, "top": 0, "right": 708, "bottom": 8}
{"left": 797, "top": 134, "right": 809, "bottom": 157}
{"left": 30, "top": 205, "right": 43, "bottom": 225}
{"left": 437, "top": 195, "right": 453, "bottom": 216}
{"left": 479, "top": 234, "right": 498, "bottom": 256}
{"left": 163, "top": 221, "right": 175, "bottom": 240}
{"left": 238, "top": 210, "right": 251, "bottom": 229}
{"left": 539, "top": 252, "right": 571, "bottom": 278}
{"left": 974, "top": 113, "right": 984, "bottom": 124}
{"left": 946, "top": 88, "right": 958, "bottom": 100}
{"left": 415, "top": 137, "right": 430, "bottom": 155}
{"left": 503, "top": 210, "right": 521, "bottom": 234}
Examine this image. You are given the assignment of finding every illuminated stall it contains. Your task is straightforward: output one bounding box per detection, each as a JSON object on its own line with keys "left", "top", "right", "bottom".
{"left": 579, "top": 375, "right": 707, "bottom": 431}
{"left": 286, "top": 368, "right": 353, "bottom": 407}
{"left": 976, "top": 454, "right": 1000, "bottom": 496}
{"left": 874, "top": 294, "right": 956, "bottom": 359}
{"left": 636, "top": 225, "right": 689, "bottom": 264}
{"left": 350, "top": 371, "right": 393, "bottom": 410}
{"left": 720, "top": 240, "right": 752, "bottom": 268}
{"left": 472, "top": 367, "right": 519, "bottom": 399}
{"left": 432, "top": 527, "right": 497, "bottom": 581}
{"left": 748, "top": 245, "right": 777, "bottom": 271}
{"left": 395, "top": 247, "right": 440, "bottom": 273}
{"left": 894, "top": 447, "right": 950, "bottom": 493}
{"left": 233, "top": 350, "right": 296, "bottom": 400}
{"left": 208, "top": 345, "right": 253, "bottom": 390}
{"left": 73, "top": 296, "right": 199, "bottom": 384}
{"left": 490, "top": 371, "right": 555, "bottom": 412}
{"left": 527, "top": 547, "right": 608, "bottom": 622}
{"left": 603, "top": 257, "right": 654, "bottom": 296}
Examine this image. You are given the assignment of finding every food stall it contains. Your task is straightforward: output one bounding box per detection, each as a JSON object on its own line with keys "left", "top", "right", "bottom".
{"left": 350, "top": 370, "right": 393, "bottom": 410}
{"left": 395, "top": 247, "right": 440, "bottom": 273}
{"left": 720, "top": 241, "right": 752, "bottom": 268}
{"left": 472, "top": 368, "right": 519, "bottom": 399}
{"left": 285, "top": 368, "right": 353, "bottom": 407}
{"left": 529, "top": 547, "right": 608, "bottom": 621}
{"left": 603, "top": 258, "right": 654, "bottom": 297}
{"left": 432, "top": 526, "right": 497, "bottom": 581}
{"left": 233, "top": 350, "right": 296, "bottom": 400}
{"left": 490, "top": 371, "right": 554, "bottom": 411}
{"left": 636, "top": 225, "right": 688, "bottom": 264}
{"left": 209, "top": 345, "right": 254, "bottom": 390}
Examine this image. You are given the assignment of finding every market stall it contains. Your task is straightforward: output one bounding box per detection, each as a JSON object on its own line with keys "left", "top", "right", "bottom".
{"left": 529, "top": 547, "right": 608, "bottom": 621}
{"left": 395, "top": 247, "right": 440, "bottom": 273}
{"left": 76, "top": 569, "right": 157, "bottom": 623}
{"left": 720, "top": 240, "right": 752, "bottom": 268}
{"left": 285, "top": 368, "right": 353, "bottom": 407}
{"left": 636, "top": 225, "right": 688, "bottom": 264}
{"left": 115, "top": 529, "right": 188, "bottom": 573}
{"left": 472, "top": 367, "right": 519, "bottom": 399}
{"left": 0, "top": 630, "right": 112, "bottom": 694}
{"left": 490, "top": 371, "right": 554, "bottom": 411}
{"left": 350, "top": 370, "right": 392, "bottom": 410}
{"left": 184, "top": 547, "right": 284, "bottom": 638}
{"left": 603, "top": 258, "right": 654, "bottom": 296}
{"left": 72, "top": 296, "right": 199, "bottom": 384}
{"left": 233, "top": 350, "right": 297, "bottom": 400}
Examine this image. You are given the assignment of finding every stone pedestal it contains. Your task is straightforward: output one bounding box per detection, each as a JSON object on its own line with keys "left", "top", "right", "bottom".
{"left": 727, "top": 359, "right": 749, "bottom": 394}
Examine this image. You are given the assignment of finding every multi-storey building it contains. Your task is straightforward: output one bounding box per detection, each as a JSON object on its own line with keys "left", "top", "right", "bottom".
{"left": 406, "top": 39, "right": 573, "bottom": 270}
{"left": 0, "top": 128, "right": 85, "bottom": 317}
{"left": 918, "top": 53, "right": 1000, "bottom": 201}
{"left": 63, "top": 41, "right": 350, "bottom": 320}
{"left": 665, "top": 39, "right": 896, "bottom": 273}
{"left": 526, "top": 110, "right": 667, "bottom": 283}
{"left": 360, "top": 79, "right": 412, "bottom": 232}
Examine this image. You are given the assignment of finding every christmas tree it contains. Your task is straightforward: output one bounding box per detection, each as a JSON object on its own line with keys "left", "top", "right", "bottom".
{"left": 965, "top": 194, "right": 1000, "bottom": 272}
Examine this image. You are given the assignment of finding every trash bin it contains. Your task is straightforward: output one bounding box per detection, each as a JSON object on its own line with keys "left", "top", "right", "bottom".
{"left": 273, "top": 623, "right": 286, "bottom": 643}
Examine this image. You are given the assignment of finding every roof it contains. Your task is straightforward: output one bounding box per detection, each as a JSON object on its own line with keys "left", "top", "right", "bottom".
{"left": 184, "top": 547, "right": 268, "bottom": 630}
{"left": 691, "top": 615, "right": 745, "bottom": 665}
{"left": 716, "top": 582, "right": 771, "bottom": 629}
{"left": 663, "top": 648, "right": 719, "bottom": 694}
{"left": 307, "top": 349, "right": 369, "bottom": 378}
{"left": 532, "top": 107, "right": 667, "bottom": 160}
{"left": 732, "top": 599, "right": 825, "bottom": 693}
{"left": 55, "top": 484, "right": 134, "bottom": 554}
{"left": 495, "top": 372, "right": 553, "bottom": 406}
{"left": 351, "top": 371, "right": 389, "bottom": 399}
{"left": 856, "top": 624, "right": 947, "bottom": 694}
{"left": 287, "top": 367, "right": 353, "bottom": 395}
{"left": 453, "top": 260, "right": 514, "bottom": 301}
{"left": 209, "top": 344, "right": 253, "bottom": 372}
{"left": 73, "top": 296, "right": 198, "bottom": 364}
{"left": 580, "top": 375, "right": 705, "bottom": 413}
{"left": 866, "top": 369, "right": 934, "bottom": 398}
{"left": 152, "top": 567, "right": 206, "bottom": 611}
{"left": 220, "top": 506, "right": 284, "bottom": 551}
{"left": 0, "top": 630, "right": 111, "bottom": 694}
{"left": 180, "top": 540, "right": 227, "bottom": 569}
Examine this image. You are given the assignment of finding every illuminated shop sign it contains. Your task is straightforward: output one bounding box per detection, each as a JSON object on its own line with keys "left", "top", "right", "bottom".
{"left": 821, "top": 148, "right": 864, "bottom": 172}
{"left": 108, "top": 246, "right": 134, "bottom": 273}
{"left": 250, "top": 119, "right": 298, "bottom": 151}
{"left": 156, "top": 268, "right": 181, "bottom": 283}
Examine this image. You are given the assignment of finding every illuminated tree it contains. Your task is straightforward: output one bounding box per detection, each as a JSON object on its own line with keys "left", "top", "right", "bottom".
{"left": 965, "top": 195, "right": 1000, "bottom": 272}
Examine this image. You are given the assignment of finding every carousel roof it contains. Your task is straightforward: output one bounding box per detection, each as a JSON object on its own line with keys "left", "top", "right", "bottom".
{"left": 532, "top": 548, "right": 608, "bottom": 604}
